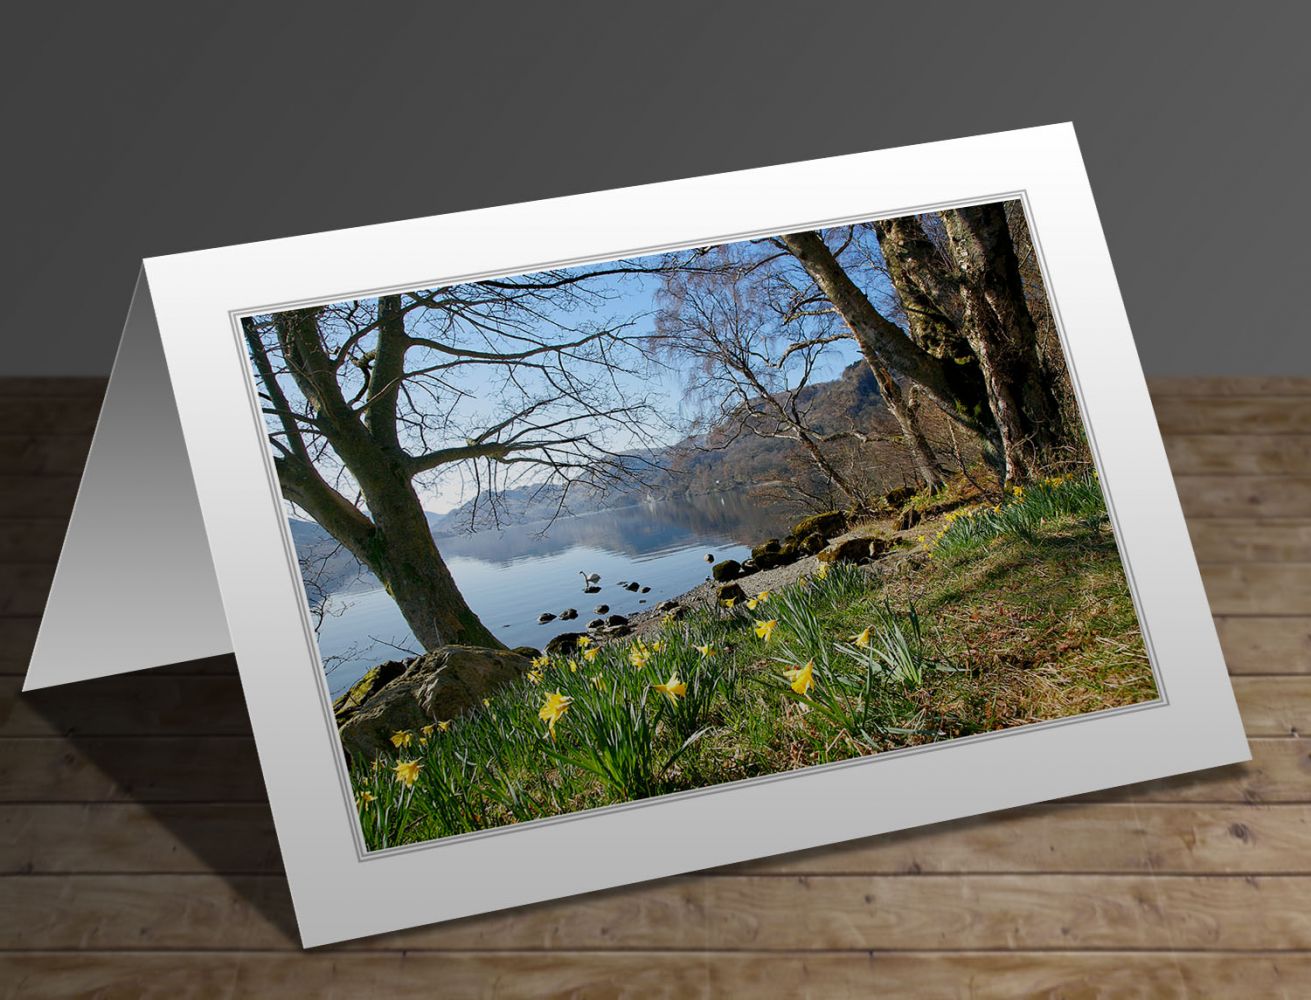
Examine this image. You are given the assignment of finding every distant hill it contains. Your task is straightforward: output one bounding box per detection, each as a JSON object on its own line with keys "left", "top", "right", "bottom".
{"left": 293, "top": 360, "right": 901, "bottom": 594}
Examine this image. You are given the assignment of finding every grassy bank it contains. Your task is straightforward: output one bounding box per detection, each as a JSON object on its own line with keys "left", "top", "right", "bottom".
{"left": 349, "top": 474, "right": 1157, "bottom": 850}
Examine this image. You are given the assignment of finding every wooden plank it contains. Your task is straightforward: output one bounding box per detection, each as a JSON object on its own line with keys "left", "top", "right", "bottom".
{"left": 2, "top": 951, "right": 1308, "bottom": 997}
{"left": 6, "top": 802, "right": 1310, "bottom": 877}
{"left": 0, "top": 434, "right": 93, "bottom": 477}
{"left": 0, "top": 476, "right": 79, "bottom": 520}
{"left": 1232, "top": 677, "right": 1310, "bottom": 736}
{"left": 0, "top": 565, "right": 55, "bottom": 616}
{"left": 0, "top": 377, "right": 106, "bottom": 398}
{"left": 3, "top": 873, "right": 1311, "bottom": 953}
{"left": 1165, "top": 434, "right": 1311, "bottom": 476}
{"left": 0, "top": 522, "right": 69, "bottom": 564}
{"left": 1, "top": 734, "right": 1304, "bottom": 807}
{"left": 1148, "top": 376, "right": 1311, "bottom": 396}
{"left": 1217, "top": 617, "right": 1311, "bottom": 674}
{"left": 1189, "top": 520, "right": 1311, "bottom": 563}
{"left": 0, "top": 672, "right": 1295, "bottom": 740}
{"left": 1176, "top": 476, "right": 1311, "bottom": 518}
{"left": 1200, "top": 563, "right": 1311, "bottom": 616}
{"left": 0, "top": 396, "right": 103, "bottom": 436}
{"left": 1, "top": 676, "right": 252, "bottom": 737}
{"left": 1152, "top": 396, "right": 1311, "bottom": 435}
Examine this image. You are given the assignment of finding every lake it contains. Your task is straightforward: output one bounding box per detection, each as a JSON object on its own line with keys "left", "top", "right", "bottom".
{"left": 317, "top": 491, "right": 794, "bottom": 697}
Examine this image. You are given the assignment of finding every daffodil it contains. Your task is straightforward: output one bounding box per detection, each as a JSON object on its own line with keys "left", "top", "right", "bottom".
{"left": 582, "top": 647, "right": 599, "bottom": 663}
{"left": 851, "top": 626, "right": 873, "bottom": 649}
{"left": 393, "top": 759, "right": 422, "bottom": 787}
{"left": 568, "top": 658, "right": 579, "bottom": 673}
{"left": 420, "top": 723, "right": 435, "bottom": 738}
{"left": 531, "top": 655, "right": 550, "bottom": 670}
{"left": 576, "top": 635, "right": 592, "bottom": 649}
{"left": 695, "top": 643, "right": 716, "bottom": 658}
{"left": 754, "top": 619, "right": 779, "bottom": 642}
{"left": 653, "top": 672, "right": 687, "bottom": 705}
{"left": 482, "top": 697, "right": 492, "bottom": 708}
{"left": 390, "top": 730, "right": 413, "bottom": 749}
{"left": 355, "top": 790, "right": 376, "bottom": 809}
{"left": 538, "top": 691, "right": 573, "bottom": 738}
{"left": 650, "top": 640, "right": 665, "bottom": 653}
{"left": 721, "top": 596, "right": 737, "bottom": 608}
{"left": 629, "top": 641, "right": 651, "bottom": 669}
{"left": 745, "top": 598, "right": 759, "bottom": 610}
{"left": 783, "top": 660, "right": 815, "bottom": 696}
{"left": 527, "top": 668, "right": 543, "bottom": 685}
{"left": 437, "top": 720, "right": 451, "bottom": 732}
{"left": 756, "top": 590, "right": 771, "bottom": 603}
{"left": 816, "top": 563, "right": 830, "bottom": 580}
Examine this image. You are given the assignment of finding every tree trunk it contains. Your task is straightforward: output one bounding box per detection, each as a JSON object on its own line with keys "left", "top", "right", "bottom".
{"left": 779, "top": 231, "right": 1001, "bottom": 456}
{"left": 941, "top": 205, "right": 1071, "bottom": 483}
{"left": 871, "top": 216, "right": 970, "bottom": 362}
{"left": 868, "top": 362, "right": 946, "bottom": 489}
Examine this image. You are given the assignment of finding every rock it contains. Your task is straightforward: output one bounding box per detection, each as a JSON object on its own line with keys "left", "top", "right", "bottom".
{"left": 797, "top": 530, "right": 827, "bottom": 556}
{"left": 751, "top": 537, "right": 798, "bottom": 571}
{"left": 641, "top": 586, "right": 651, "bottom": 594}
{"left": 897, "top": 508, "right": 921, "bottom": 532}
{"left": 537, "top": 612, "right": 557, "bottom": 624}
{"left": 655, "top": 599, "right": 680, "bottom": 613}
{"left": 600, "top": 624, "right": 632, "bottom": 638}
{"left": 662, "top": 604, "right": 688, "bottom": 621}
{"left": 583, "top": 585, "right": 602, "bottom": 595}
{"left": 705, "top": 553, "right": 715, "bottom": 563}
{"left": 624, "top": 582, "right": 641, "bottom": 592}
{"left": 332, "top": 659, "right": 409, "bottom": 725}
{"left": 606, "top": 614, "right": 629, "bottom": 627}
{"left": 546, "top": 632, "right": 588, "bottom": 655}
{"left": 337, "top": 646, "right": 532, "bottom": 759}
{"left": 511, "top": 646, "right": 541, "bottom": 659}
{"left": 586, "top": 617, "right": 606, "bottom": 630}
{"left": 818, "top": 536, "right": 890, "bottom": 565}
{"left": 717, "top": 582, "right": 747, "bottom": 605}
{"left": 884, "top": 486, "right": 916, "bottom": 508}
{"left": 788, "top": 510, "right": 847, "bottom": 542}
{"left": 712, "top": 559, "right": 742, "bottom": 582}
{"left": 559, "top": 608, "right": 578, "bottom": 621}
{"left": 593, "top": 604, "right": 610, "bottom": 615}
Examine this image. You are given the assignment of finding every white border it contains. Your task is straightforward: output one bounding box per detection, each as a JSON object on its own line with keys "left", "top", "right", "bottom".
{"left": 143, "top": 124, "right": 1247, "bottom": 947}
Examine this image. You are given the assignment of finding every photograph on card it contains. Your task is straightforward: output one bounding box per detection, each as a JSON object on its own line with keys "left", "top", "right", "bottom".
{"left": 241, "top": 199, "right": 1158, "bottom": 851}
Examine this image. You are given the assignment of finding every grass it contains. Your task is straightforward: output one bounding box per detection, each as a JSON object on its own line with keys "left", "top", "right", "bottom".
{"left": 349, "top": 472, "right": 1157, "bottom": 850}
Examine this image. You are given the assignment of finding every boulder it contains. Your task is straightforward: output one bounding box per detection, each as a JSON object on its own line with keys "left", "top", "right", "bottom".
{"left": 546, "top": 632, "right": 588, "bottom": 655}
{"left": 712, "top": 559, "right": 742, "bottom": 582}
{"left": 717, "top": 582, "right": 747, "bottom": 605}
{"left": 559, "top": 608, "right": 578, "bottom": 621}
{"left": 337, "top": 646, "right": 532, "bottom": 759}
{"left": 788, "top": 510, "right": 847, "bottom": 542}
{"left": 818, "top": 536, "right": 890, "bottom": 565}
{"left": 897, "top": 507, "right": 921, "bottom": 532}
{"left": 586, "top": 617, "right": 607, "bottom": 630}
{"left": 537, "top": 612, "right": 557, "bottom": 624}
{"left": 593, "top": 604, "right": 610, "bottom": 615}
{"left": 606, "top": 614, "right": 630, "bottom": 627}
{"left": 797, "top": 530, "right": 827, "bottom": 556}
{"left": 332, "top": 659, "right": 410, "bottom": 726}
{"left": 655, "top": 599, "right": 680, "bottom": 613}
{"left": 511, "top": 646, "right": 541, "bottom": 660}
{"left": 751, "top": 537, "right": 798, "bottom": 571}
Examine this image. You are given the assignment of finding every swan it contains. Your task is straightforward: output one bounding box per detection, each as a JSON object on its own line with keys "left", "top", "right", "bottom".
{"left": 579, "top": 570, "right": 601, "bottom": 586}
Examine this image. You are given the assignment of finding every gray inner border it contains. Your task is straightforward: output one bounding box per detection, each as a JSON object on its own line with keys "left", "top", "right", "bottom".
{"left": 226, "top": 189, "right": 1168, "bottom": 865}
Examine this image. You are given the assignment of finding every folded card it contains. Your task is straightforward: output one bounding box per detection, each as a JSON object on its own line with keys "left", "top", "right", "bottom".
{"left": 26, "top": 124, "right": 1247, "bottom": 947}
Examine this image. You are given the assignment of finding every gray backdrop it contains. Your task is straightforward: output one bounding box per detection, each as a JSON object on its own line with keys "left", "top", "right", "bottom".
{"left": 4, "top": 3, "right": 1307, "bottom": 376}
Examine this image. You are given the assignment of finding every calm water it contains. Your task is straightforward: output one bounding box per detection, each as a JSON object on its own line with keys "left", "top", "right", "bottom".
{"left": 318, "top": 492, "right": 793, "bottom": 697}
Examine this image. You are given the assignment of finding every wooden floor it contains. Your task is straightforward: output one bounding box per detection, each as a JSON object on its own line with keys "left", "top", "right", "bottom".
{"left": 1, "top": 377, "right": 1308, "bottom": 998}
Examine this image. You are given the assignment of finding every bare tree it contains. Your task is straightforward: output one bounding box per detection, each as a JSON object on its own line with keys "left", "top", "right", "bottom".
{"left": 245, "top": 269, "right": 673, "bottom": 651}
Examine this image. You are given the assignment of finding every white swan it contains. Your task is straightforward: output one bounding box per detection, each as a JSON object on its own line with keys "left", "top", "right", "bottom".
{"left": 579, "top": 570, "right": 601, "bottom": 586}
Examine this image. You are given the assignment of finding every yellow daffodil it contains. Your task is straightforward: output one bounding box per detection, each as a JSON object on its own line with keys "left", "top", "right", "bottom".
{"left": 783, "top": 660, "right": 815, "bottom": 695}
{"left": 355, "top": 790, "right": 376, "bottom": 809}
{"left": 437, "top": 720, "right": 451, "bottom": 732}
{"left": 816, "top": 563, "right": 830, "bottom": 580}
{"left": 538, "top": 691, "right": 573, "bottom": 738}
{"left": 629, "top": 641, "right": 651, "bottom": 669}
{"left": 852, "top": 626, "right": 873, "bottom": 649}
{"left": 527, "top": 668, "right": 543, "bottom": 685}
{"left": 393, "top": 759, "right": 422, "bottom": 787}
{"left": 582, "top": 646, "right": 599, "bottom": 663}
{"left": 745, "top": 598, "right": 759, "bottom": 610}
{"left": 576, "top": 635, "right": 592, "bottom": 649}
{"left": 482, "top": 697, "right": 492, "bottom": 708}
{"left": 650, "top": 640, "right": 665, "bottom": 653}
{"left": 390, "top": 730, "right": 413, "bottom": 749}
{"left": 721, "top": 596, "right": 737, "bottom": 608}
{"left": 653, "top": 672, "right": 687, "bottom": 705}
{"left": 695, "top": 643, "right": 716, "bottom": 658}
{"left": 531, "top": 655, "right": 550, "bottom": 669}
{"left": 568, "top": 658, "right": 579, "bottom": 673}
{"left": 420, "top": 723, "right": 435, "bottom": 738}
{"left": 370, "top": 758, "right": 382, "bottom": 774}
{"left": 754, "top": 619, "right": 779, "bottom": 642}
{"left": 756, "top": 590, "right": 771, "bottom": 603}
